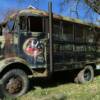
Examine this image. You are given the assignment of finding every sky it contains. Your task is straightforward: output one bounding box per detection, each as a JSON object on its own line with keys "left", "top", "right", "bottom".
{"left": 0, "top": 0, "right": 100, "bottom": 24}
{"left": 0, "top": 0, "right": 58, "bottom": 19}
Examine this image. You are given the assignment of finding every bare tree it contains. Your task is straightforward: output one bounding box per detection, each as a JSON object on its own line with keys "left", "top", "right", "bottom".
{"left": 16, "top": 0, "right": 100, "bottom": 14}
{"left": 1, "top": 0, "right": 99, "bottom": 24}
{"left": 85, "top": 0, "right": 100, "bottom": 14}
{"left": 60, "top": 0, "right": 80, "bottom": 18}
{"left": 60, "top": 0, "right": 99, "bottom": 25}
{"left": 3, "top": 9, "right": 18, "bottom": 21}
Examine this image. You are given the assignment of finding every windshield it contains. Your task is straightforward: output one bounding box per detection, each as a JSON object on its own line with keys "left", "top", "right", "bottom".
{"left": 7, "top": 20, "right": 14, "bottom": 31}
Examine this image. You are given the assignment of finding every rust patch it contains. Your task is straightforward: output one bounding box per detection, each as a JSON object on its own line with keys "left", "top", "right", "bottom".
{"left": 4, "top": 33, "right": 16, "bottom": 58}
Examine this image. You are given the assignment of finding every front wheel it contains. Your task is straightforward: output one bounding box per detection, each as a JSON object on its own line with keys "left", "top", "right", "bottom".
{"left": 1, "top": 69, "right": 29, "bottom": 97}
{"left": 74, "top": 65, "right": 94, "bottom": 84}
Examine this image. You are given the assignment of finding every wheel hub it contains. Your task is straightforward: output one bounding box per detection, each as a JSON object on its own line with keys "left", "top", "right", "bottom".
{"left": 6, "top": 77, "right": 22, "bottom": 94}
{"left": 84, "top": 69, "right": 91, "bottom": 81}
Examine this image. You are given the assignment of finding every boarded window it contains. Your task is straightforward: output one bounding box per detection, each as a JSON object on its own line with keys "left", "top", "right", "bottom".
{"left": 62, "top": 22, "right": 73, "bottom": 42}
{"left": 85, "top": 27, "right": 95, "bottom": 43}
{"left": 20, "top": 16, "right": 44, "bottom": 32}
{"left": 53, "top": 20, "right": 62, "bottom": 40}
{"left": 74, "top": 24, "right": 84, "bottom": 43}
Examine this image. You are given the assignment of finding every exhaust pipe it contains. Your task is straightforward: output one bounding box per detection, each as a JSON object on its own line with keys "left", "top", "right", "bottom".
{"left": 48, "top": 1, "right": 53, "bottom": 75}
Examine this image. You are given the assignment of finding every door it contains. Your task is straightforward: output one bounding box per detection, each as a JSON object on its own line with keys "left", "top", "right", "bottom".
{"left": 18, "top": 16, "right": 47, "bottom": 68}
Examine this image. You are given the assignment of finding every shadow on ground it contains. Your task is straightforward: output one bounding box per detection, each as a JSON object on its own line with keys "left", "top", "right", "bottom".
{"left": 29, "top": 70, "right": 100, "bottom": 90}
{"left": 0, "top": 70, "right": 100, "bottom": 99}
{"left": 0, "top": 70, "right": 78, "bottom": 99}
{"left": 29, "top": 70, "right": 79, "bottom": 90}
{"left": 94, "top": 70, "right": 100, "bottom": 76}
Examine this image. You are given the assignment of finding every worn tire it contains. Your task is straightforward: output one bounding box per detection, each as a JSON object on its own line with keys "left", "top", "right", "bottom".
{"left": 74, "top": 77, "right": 79, "bottom": 83}
{"left": 1, "top": 69, "right": 29, "bottom": 98}
{"left": 74, "top": 65, "right": 94, "bottom": 84}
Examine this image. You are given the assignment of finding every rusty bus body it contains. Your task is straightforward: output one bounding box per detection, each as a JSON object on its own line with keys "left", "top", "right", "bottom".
{"left": 0, "top": 2, "right": 100, "bottom": 97}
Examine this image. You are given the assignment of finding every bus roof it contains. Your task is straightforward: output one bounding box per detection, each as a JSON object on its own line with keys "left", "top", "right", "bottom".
{"left": 6, "top": 8, "right": 100, "bottom": 28}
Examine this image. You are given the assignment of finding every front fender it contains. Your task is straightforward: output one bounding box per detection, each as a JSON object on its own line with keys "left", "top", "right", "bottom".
{"left": 0, "top": 57, "right": 32, "bottom": 74}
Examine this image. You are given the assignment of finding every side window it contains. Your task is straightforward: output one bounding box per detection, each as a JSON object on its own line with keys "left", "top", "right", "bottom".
{"left": 85, "top": 27, "right": 95, "bottom": 43}
{"left": 96, "top": 28, "right": 100, "bottom": 52}
{"left": 53, "top": 20, "right": 61, "bottom": 34}
{"left": 74, "top": 24, "right": 84, "bottom": 43}
{"left": 74, "top": 24, "right": 86, "bottom": 52}
{"left": 28, "top": 16, "right": 43, "bottom": 32}
{"left": 85, "top": 27, "right": 96, "bottom": 52}
{"left": 62, "top": 22, "right": 73, "bottom": 42}
{"left": 95, "top": 28, "right": 100, "bottom": 45}
{"left": 53, "top": 21, "right": 74, "bottom": 52}
{"left": 53, "top": 20, "right": 62, "bottom": 40}
{"left": 0, "top": 26, "right": 2, "bottom": 35}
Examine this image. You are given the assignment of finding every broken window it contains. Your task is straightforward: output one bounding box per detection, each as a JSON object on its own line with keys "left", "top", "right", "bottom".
{"left": 19, "top": 16, "right": 43, "bottom": 32}
{"left": 28, "top": 16, "right": 43, "bottom": 32}
{"left": 74, "top": 24, "right": 84, "bottom": 43}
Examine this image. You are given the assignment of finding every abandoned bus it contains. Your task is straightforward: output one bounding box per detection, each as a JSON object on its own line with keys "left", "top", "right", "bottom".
{"left": 0, "top": 2, "right": 100, "bottom": 97}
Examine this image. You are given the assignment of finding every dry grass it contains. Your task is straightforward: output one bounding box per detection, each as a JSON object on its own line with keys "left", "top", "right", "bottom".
{"left": 17, "top": 71, "right": 100, "bottom": 100}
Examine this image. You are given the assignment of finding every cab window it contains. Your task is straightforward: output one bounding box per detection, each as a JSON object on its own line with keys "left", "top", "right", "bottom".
{"left": 28, "top": 16, "right": 43, "bottom": 32}
{"left": 19, "top": 16, "right": 43, "bottom": 32}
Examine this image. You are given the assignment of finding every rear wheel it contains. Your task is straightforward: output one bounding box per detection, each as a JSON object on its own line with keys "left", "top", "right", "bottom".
{"left": 1, "top": 69, "right": 29, "bottom": 97}
{"left": 74, "top": 65, "right": 94, "bottom": 84}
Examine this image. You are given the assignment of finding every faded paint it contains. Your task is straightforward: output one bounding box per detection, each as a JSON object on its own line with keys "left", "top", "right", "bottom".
{"left": 0, "top": 7, "right": 100, "bottom": 76}
{"left": 0, "top": 57, "right": 32, "bottom": 73}
{"left": 0, "top": 36, "right": 5, "bottom": 48}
